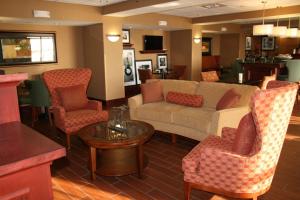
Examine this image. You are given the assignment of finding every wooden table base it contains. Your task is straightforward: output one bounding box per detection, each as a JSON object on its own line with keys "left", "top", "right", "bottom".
{"left": 89, "top": 146, "right": 148, "bottom": 180}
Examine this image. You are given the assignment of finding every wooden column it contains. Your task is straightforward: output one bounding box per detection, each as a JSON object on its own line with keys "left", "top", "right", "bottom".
{"left": 0, "top": 73, "right": 28, "bottom": 124}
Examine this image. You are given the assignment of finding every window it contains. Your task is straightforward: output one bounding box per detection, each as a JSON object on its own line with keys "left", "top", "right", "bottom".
{"left": 0, "top": 32, "right": 57, "bottom": 66}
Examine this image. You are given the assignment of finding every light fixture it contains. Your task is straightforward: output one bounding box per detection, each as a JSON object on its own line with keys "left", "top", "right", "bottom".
{"left": 271, "top": 7, "right": 287, "bottom": 37}
{"left": 33, "top": 10, "right": 51, "bottom": 18}
{"left": 193, "top": 37, "right": 201, "bottom": 44}
{"left": 253, "top": 1, "right": 274, "bottom": 36}
{"left": 153, "top": 2, "right": 180, "bottom": 8}
{"left": 286, "top": 18, "right": 298, "bottom": 38}
{"left": 106, "top": 34, "right": 120, "bottom": 42}
{"left": 201, "top": 3, "right": 225, "bottom": 9}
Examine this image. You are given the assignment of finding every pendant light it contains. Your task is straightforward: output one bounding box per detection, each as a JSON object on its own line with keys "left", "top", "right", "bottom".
{"left": 271, "top": 7, "right": 287, "bottom": 37}
{"left": 286, "top": 18, "right": 298, "bottom": 38}
{"left": 253, "top": 1, "right": 273, "bottom": 36}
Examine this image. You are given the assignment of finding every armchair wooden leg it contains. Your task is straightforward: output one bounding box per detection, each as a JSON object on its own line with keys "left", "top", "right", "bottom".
{"left": 66, "top": 134, "right": 71, "bottom": 150}
{"left": 47, "top": 108, "right": 53, "bottom": 127}
{"left": 184, "top": 181, "right": 191, "bottom": 200}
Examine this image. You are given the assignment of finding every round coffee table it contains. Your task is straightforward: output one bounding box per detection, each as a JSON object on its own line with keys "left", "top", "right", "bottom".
{"left": 78, "top": 120, "right": 154, "bottom": 180}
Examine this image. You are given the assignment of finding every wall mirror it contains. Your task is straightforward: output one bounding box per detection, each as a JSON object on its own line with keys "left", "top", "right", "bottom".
{"left": 0, "top": 32, "right": 57, "bottom": 66}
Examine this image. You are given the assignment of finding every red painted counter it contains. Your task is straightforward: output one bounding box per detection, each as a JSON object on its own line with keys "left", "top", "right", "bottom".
{"left": 0, "top": 122, "right": 66, "bottom": 200}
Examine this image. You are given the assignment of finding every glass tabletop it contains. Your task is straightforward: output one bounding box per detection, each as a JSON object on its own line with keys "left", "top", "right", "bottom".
{"left": 78, "top": 120, "right": 154, "bottom": 147}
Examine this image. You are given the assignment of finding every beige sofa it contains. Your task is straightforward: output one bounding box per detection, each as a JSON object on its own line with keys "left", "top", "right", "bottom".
{"left": 128, "top": 80, "right": 258, "bottom": 141}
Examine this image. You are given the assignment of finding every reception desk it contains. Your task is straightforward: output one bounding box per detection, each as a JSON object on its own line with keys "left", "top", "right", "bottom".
{"left": 242, "top": 62, "right": 285, "bottom": 82}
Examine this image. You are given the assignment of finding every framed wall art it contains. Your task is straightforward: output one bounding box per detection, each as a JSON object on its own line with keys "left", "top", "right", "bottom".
{"left": 122, "top": 48, "right": 136, "bottom": 86}
{"left": 122, "top": 29, "right": 130, "bottom": 44}
{"left": 202, "top": 37, "right": 212, "bottom": 56}
{"left": 261, "top": 36, "right": 275, "bottom": 50}
{"left": 135, "top": 59, "right": 153, "bottom": 84}
{"left": 157, "top": 54, "right": 167, "bottom": 69}
{"left": 245, "top": 36, "right": 252, "bottom": 50}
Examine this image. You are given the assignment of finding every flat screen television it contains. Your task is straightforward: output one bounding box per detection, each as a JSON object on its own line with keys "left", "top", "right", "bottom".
{"left": 144, "top": 35, "right": 163, "bottom": 50}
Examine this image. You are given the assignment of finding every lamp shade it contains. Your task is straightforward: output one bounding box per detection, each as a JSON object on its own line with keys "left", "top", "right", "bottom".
{"left": 193, "top": 38, "right": 201, "bottom": 44}
{"left": 286, "top": 28, "right": 298, "bottom": 38}
{"left": 107, "top": 34, "right": 120, "bottom": 42}
{"left": 271, "top": 26, "right": 287, "bottom": 37}
{"left": 253, "top": 24, "right": 274, "bottom": 36}
{"left": 297, "top": 30, "right": 300, "bottom": 38}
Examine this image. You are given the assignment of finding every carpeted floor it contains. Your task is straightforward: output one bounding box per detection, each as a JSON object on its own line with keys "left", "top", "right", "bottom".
{"left": 22, "top": 100, "right": 300, "bottom": 200}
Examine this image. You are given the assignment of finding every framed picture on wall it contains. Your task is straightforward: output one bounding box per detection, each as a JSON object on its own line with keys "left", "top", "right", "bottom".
{"left": 261, "top": 36, "right": 275, "bottom": 50}
{"left": 122, "top": 48, "right": 136, "bottom": 86}
{"left": 135, "top": 59, "right": 153, "bottom": 84}
{"left": 122, "top": 29, "right": 130, "bottom": 44}
{"left": 245, "top": 36, "right": 252, "bottom": 50}
{"left": 157, "top": 54, "right": 168, "bottom": 69}
{"left": 202, "top": 37, "right": 212, "bottom": 56}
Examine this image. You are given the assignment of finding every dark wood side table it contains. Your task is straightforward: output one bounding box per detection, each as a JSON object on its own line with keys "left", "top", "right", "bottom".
{"left": 0, "top": 122, "right": 66, "bottom": 200}
{"left": 78, "top": 120, "right": 154, "bottom": 180}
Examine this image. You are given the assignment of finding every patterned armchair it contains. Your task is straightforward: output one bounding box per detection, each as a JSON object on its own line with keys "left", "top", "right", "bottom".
{"left": 43, "top": 68, "right": 108, "bottom": 149}
{"left": 201, "top": 70, "right": 219, "bottom": 82}
{"left": 182, "top": 81, "right": 298, "bottom": 200}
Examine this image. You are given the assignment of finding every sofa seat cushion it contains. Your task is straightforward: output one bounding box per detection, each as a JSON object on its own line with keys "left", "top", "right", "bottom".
{"left": 172, "top": 107, "right": 215, "bottom": 133}
{"left": 136, "top": 102, "right": 186, "bottom": 123}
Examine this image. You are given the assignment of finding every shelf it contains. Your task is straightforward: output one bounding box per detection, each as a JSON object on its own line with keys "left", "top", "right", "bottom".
{"left": 139, "top": 50, "right": 167, "bottom": 54}
{"left": 123, "top": 43, "right": 133, "bottom": 48}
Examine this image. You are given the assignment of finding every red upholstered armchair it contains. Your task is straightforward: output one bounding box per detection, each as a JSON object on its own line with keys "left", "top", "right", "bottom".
{"left": 182, "top": 81, "right": 298, "bottom": 200}
{"left": 43, "top": 68, "right": 108, "bottom": 149}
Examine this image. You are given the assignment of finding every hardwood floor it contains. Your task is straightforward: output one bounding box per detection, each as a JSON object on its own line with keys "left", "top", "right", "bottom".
{"left": 21, "top": 102, "right": 300, "bottom": 200}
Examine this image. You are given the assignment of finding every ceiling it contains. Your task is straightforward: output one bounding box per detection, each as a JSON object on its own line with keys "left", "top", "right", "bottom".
{"left": 47, "top": 0, "right": 126, "bottom": 6}
{"left": 46, "top": 0, "right": 300, "bottom": 18}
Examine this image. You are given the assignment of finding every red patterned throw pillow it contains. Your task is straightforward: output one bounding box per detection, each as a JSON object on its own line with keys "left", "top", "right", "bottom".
{"left": 232, "top": 113, "right": 257, "bottom": 155}
{"left": 166, "top": 91, "right": 203, "bottom": 107}
{"left": 216, "top": 88, "right": 241, "bottom": 110}
{"left": 56, "top": 84, "right": 88, "bottom": 111}
{"left": 140, "top": 81, "right": 164, "bottom": 104}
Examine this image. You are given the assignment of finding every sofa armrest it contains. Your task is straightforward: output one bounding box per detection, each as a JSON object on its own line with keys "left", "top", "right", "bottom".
{"left": 210, "top": 106, "right": 250, "bottom": 136}
{"left": 128, "top": 94, "right": 143, "bottom": 119}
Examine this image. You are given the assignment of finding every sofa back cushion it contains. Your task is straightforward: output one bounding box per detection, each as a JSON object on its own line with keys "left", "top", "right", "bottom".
{"left": 147, "top": 79, "right": 198, "bottom": 100}
{"left": 56, "top": 84, "right": 88, "bottom": 111}
{"left": 232, "top": 113, "right": 257, "bottom": 155}
{"left": 216, "top": 88, "right": 241, "bottom": 110}
{"left": 196, "top": 82, "right": 258, "bottom": 109}
{"left": 141, "top": 81, "right": 164, "bottom": 104}
{"left": 166, "top": 91, "right": 203, "bottom": 107}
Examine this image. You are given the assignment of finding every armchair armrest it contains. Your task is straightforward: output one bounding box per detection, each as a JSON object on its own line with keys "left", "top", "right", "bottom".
{"left": 128, "top": 94, "right": 143, "bottom": 120}
{"left": 210, "top": 106, "right": 250, "bottom": 136}
{"left": 51, "top": 105, "right": 66, "bottom": 128}
{"left": 221, "top": 127, "right": 237, "bottom": 143}
{"left": 86, "top": 100, "right": 102, "bottom": 111}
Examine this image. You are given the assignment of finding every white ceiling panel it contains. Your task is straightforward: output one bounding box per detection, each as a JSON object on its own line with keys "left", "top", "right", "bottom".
{"left": 46, "top": 0, "right": 126, "bottom": 6}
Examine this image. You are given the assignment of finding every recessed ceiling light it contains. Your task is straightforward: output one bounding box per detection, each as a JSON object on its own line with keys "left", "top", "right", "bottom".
{"left": 153, "top": 2, "right": 180, "bottom": 8}
{"left": 201, "top": 3, "right": 225, "bottom": 9}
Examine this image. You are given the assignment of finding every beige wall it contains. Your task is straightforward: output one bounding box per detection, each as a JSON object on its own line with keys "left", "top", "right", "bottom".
{"left": 102, "top": 17, "right": 125, "bottom": 101}
{"left": 191, "top": 25, "right": 202, "bottom": 81}
{"left": 220, "top": 34, "right": 240, "bottom": 67}
{"left": 130, "top": 29, "right": 170, "bottom": 69}
{"left": 0, "top": 23, "right": 84, "bottom": 79}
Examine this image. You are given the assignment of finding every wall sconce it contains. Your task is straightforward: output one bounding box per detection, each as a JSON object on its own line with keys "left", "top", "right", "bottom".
{"left": 193, "top": 37, "right": 201, "bottom": 44}
{"left": 107, "top": 34, "right": 120, "bottom": 42}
